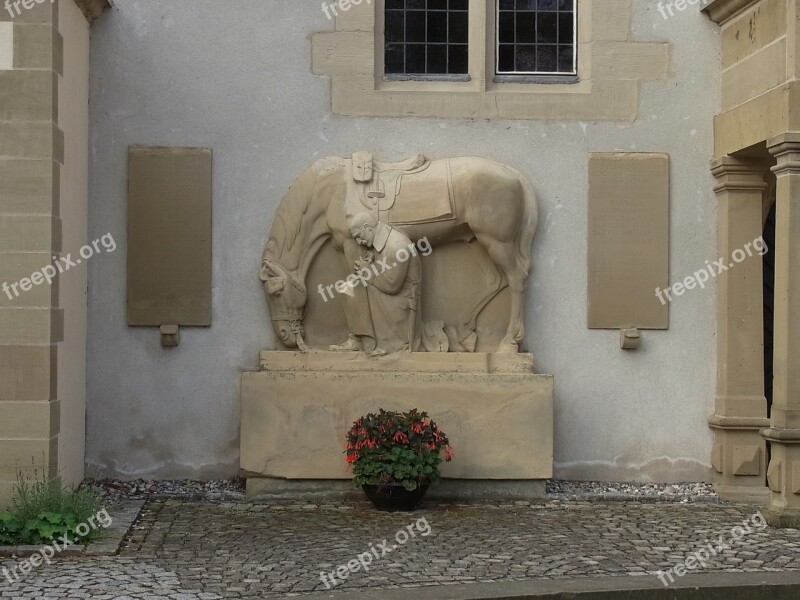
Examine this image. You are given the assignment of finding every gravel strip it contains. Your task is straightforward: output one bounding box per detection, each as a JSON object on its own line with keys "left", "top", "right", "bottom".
{"left": 87, "top": 478, "right": 717, "bottom": 505}
{"left": 546, "top": 480, "right": 718, "bottom": 503}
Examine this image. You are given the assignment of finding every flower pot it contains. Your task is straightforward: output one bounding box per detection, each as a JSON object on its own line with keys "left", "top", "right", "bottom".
{"left": 362, "top": 482, "right": 429, "bottom": 512}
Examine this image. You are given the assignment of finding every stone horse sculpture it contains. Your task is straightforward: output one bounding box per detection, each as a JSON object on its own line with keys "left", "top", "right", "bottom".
{"left": 260, "top": 153, "right": 537, "bottom": 353}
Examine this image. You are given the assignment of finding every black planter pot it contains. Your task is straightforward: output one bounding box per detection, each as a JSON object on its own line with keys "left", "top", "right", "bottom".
{"left": 362, "top": 482, "right": 429, "bottom": 511}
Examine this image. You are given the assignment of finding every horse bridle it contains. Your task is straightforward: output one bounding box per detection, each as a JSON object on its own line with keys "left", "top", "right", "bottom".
{"left": 270, "top": 308, "right": 309, "bottom": 352}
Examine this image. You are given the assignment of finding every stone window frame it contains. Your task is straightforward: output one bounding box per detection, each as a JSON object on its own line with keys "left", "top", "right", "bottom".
{"left": 311, "top": 0, "right": 670, "bottom": 121}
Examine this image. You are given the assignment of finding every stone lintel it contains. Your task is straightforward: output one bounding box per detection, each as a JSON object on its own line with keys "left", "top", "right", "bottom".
{"left": 72, "top": 0, "right": 111, "bottom": 23}
{"left": 704, "top": 0, "right": 761, "bottom": 24}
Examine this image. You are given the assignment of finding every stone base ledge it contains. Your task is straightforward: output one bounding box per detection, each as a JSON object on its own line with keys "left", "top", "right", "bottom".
{"left": 714, "top": 484, "right": 770, "bottom": 505}
{"left": 763, "top": 506, "right": 800, "bottom": 528}
{"left": 241, "top": 351, "right": 554, "bottom": 485}
{"left": 259, "top": 350, "right": 536, "bottom": 373}
{"left": 245, "top": 478, "right": 546, "bottom": 502}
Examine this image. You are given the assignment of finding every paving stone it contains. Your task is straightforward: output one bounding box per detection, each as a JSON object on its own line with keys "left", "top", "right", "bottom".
{"left": 0, "top": 499, "right": 799, "bottom": 597}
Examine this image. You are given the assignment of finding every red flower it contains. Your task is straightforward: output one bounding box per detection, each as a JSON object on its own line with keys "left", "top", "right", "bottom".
{"left": 346, "top": 454, "right": 357, "bottom": 463}
{"left": 443, "top": 445, "right": 455, "bottom": 462}
{"left": 393, "top": 431, "right": 409, "bottom": 444}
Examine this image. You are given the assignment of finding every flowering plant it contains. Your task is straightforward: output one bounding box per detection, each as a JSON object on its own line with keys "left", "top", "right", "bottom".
{"left": 345, "top": 409, "right": 454, "bottom": 491}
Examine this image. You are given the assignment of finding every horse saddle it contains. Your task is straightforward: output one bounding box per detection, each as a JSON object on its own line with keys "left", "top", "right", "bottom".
{"left": 347, "top": 152, "right": 455, "bottom": 225}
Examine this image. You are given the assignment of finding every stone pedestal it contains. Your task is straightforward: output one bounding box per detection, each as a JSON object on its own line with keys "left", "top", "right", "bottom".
{"left": 762, "top": 133, "right": 800, "bottom": 526}
{"left": 240, "top": 352, "right": 553, "bottom": 499}
{"left": 707, "top": 157, "right": 770, "bottom": 504}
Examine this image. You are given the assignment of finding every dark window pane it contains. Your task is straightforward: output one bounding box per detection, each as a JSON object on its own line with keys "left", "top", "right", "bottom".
{"left": 537, "top": 12, "right": 557, "bottom": 43}
{"left": 558, "top": 12, "right": 573, "bottom": 44}
{"left": 498, "top": 44, "right": 515, "bottom": 72}
{"left": 406, "top": 44, "right": 426, "bottom": 72}
{"left": 406, "top": 11, "right": 426, "bottom": 42}
{"left": 516, "top": 45, "right": 536, "bottom": 71}
{"left": 427, "top": 44, "right": 447, "bottom": 73}
{"left": 385, "top": 11, "right": 405, "bottom": 43}
{"left": 449, "top": 44, "right": 468, "bottom": 73}
{"left": 498, "top": 0, "right": 575, "bottom": 75}
{"left": 449, "top": 11, "right": 468, "bottom": 43}
{"left": 428, "top": 11, "right": 447, "bottom": 42}
{"left": 385, "top": 0, "right": 470, "bottom": 75}
{"left": 385, "top": 43, "right": 405, "bottom": 73}
{"left": 536, "top": 44, "right": 556, "bottom": 71}
{"left": 516, "top": 12, "right": 536, "bottom": 43}
{"left": 558, "top": 44, "right": 574, "bottom": 72}
{"left": 498, "top": 12, "right": 514, "bottom": 44}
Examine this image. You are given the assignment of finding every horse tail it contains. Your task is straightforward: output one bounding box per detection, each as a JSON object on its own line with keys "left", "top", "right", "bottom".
{"left": 515, "top": 170, "right": 538, "bottom": 278}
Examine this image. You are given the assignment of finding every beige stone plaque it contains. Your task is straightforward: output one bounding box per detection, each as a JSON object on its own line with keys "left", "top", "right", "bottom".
{"left": 587, "top": 153, "right": 669, "bottom": 329}
{"left": 127, "top": 147, "right": 212, "bottom": 327}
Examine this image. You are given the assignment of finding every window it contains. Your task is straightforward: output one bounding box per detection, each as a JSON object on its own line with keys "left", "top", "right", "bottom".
{"left": 497, "top": 0, "right": 576, "bottom": 76}
{"left": 313, "top": 0, "right": 670, "bottom": 120}
{"left": 384, "top": 0, "right": 469, "bottom": 77}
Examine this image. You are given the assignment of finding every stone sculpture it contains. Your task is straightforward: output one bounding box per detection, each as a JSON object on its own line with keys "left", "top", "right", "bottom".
{"left": 260, "top": 153, "right": 537, "bottom": 354}
{"left": 330, "top": 213, "right": 422, "bottom": 355}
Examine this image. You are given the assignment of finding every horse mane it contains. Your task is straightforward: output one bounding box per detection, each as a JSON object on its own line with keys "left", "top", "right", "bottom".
{"left": 265, "top": 157, "right": 345, "bottom": 265}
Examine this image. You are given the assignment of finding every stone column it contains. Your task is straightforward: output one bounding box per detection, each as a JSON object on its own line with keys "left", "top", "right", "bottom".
{"left": 763, "top": 133, "right": 800, "bottom": 526}
{"left": 0, "top": 0, "right": 107, "bottom": 508}
{"left": 0, "top": 1, "right": 63, "bottom": 507}
{"left": 708, "top": 157, "right": 771, "bottom": 503}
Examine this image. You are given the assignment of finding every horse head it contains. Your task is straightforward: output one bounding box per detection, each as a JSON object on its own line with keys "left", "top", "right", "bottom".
{"left": 260, "top": 258, "right": 309, "bottom": 350}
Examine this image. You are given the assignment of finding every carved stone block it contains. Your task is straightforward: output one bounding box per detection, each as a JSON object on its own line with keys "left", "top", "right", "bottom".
{"left": 768, "top": 458, "right": 783, "bottom": 492}
{"left": 732, "top": 445, "right": 761, "bottom": 476}
{"left": 240, "top": 352, "right": 553, "bottom": 481}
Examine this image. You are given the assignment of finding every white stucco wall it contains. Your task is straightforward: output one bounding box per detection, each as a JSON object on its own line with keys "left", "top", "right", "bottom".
{"left": 86, "top": 0, "right": 720, "bottom": 482}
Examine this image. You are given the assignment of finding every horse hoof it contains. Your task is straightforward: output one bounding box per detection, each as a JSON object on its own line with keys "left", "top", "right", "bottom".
{"left": 460, "top": 331, "right": 478, "bottom": 353}
{"left": 494, "top": 341, "right": 519, "bottom": 354}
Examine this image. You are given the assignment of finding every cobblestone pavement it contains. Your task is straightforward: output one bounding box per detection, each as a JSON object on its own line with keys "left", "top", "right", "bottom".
{"left": 2, "top": 498, "right": 800, "bottom": 598}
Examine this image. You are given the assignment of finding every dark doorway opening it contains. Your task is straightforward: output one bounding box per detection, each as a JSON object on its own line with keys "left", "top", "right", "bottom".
{"left": 763, "top": 198, "right": 776, "bottom": 482}
{"left": 764, "top": 200, "right": 776, "bottom": 416}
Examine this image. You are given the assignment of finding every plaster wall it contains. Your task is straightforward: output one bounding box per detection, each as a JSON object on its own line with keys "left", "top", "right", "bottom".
{"left": 86, "top": 0, "right": 721, "bottom": 482}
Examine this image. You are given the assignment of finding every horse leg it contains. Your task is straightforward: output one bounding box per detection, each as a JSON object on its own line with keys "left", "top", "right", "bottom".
{"left": 473, "top": 235, "right": 526, "bottom": 353}
{"left": 456, "top": 276, "right": 507, "bottom": 352}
